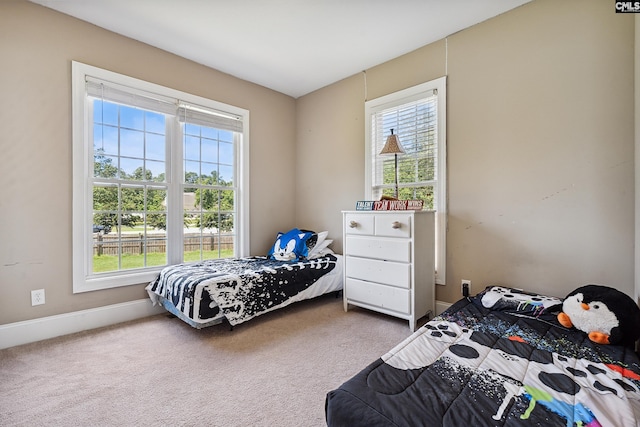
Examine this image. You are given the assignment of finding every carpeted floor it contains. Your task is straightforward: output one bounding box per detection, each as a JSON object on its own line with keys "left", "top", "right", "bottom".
{"left": 0, "top": 294, "right": 418, "bottom": 427}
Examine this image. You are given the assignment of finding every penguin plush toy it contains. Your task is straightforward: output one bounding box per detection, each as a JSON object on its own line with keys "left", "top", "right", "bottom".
{"left": 557, "top": 284, "right": 640, "bottom": 348}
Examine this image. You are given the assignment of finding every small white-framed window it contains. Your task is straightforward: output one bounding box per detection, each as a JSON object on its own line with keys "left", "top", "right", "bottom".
{"left": 365, "top": 77, "right": 447, "bottom": 284}
{"left": 72, "top": 61, "right": 250, "bottom": 293}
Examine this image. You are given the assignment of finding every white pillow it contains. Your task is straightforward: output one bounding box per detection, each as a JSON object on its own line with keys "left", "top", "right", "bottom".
{"left": 312, "top": 246, "right": 335, "bottom": 258}
{"left": 308, "top": 238, "right": 333, "bottom": 258}
{"left": 314, "top": 231, "right": 328, "bottom": 248}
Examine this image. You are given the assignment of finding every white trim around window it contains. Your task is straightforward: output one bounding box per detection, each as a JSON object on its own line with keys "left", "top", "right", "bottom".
{"left": 364, "top": 77, "right": 447, "bottom": 285}
{"left": 71, "top": 61, "right": 250, "bottom": 293}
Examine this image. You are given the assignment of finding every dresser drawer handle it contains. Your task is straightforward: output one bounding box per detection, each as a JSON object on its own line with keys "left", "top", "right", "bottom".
{"left": 349, "top": 220, "right": 358, "bottom": 228}
{"left": 392, "top": 221, "right": 401, "bottom": 229}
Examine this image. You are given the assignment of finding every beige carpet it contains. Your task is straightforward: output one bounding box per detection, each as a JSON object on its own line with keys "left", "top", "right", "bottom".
{"left": 0, "top": 294, "right": 418, "bottom": 427}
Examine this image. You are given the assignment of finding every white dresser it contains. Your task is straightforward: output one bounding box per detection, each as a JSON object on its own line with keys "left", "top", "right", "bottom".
{"left": 342, "top": 210, "right": 435, "bottom": 331}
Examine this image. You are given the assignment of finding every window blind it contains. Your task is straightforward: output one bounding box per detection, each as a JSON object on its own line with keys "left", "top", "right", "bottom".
{"left": 178, "top": 103, "right": 243, "bottom": 133}
{"left": 86, "top": 77, "right": 176, "bottom": 115}
{"left": 86, "top": 76, "right": 243, "bottom": 132}
{"left": 371, "top": 91, "right": 438, "bottom": 190}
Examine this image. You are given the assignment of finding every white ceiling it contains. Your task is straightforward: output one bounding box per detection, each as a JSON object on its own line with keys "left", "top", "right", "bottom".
{"left": 30, "top": 0, "right": 531, "bottom": 98}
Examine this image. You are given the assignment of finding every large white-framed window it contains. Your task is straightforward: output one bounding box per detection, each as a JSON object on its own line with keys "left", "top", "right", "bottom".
{"left": 365, "top": 77, "right": 446, "bottom": 285}
{"left": 72, "top": 61, "right": 250, "bottom": 293}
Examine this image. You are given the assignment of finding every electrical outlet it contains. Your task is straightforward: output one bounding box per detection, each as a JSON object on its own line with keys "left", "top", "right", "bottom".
{"left": 31, "top": 289, "right": 45, "bottom": 306}
{"left": 461, "top": 280, "right": 471, "bottom": 297}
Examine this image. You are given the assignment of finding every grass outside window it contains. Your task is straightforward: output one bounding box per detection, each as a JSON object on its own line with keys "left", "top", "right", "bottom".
{"left": 93, "top": 249, "right": 235, "bottom": 273}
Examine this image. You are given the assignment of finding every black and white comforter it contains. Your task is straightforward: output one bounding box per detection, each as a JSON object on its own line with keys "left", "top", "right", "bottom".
{"left": 326, "top": 286, "right": 640, "bottom": 426}
{"left": 147, "top": 254, "right": 342, "bottom": 327}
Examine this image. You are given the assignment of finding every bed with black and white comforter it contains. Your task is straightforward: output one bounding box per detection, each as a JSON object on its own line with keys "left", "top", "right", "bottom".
{"left": 325, "top": 286, "right": 640, "bottom": 426}
{"left": 146, "top": 254, "right": 342, "bottom": 328}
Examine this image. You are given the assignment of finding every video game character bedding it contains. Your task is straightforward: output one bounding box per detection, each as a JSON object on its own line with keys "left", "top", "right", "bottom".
{"left": 325, "top": 286, "right": 640, "bottom": 426}
{"left": 146, "top": 254, "right": 342, "bottom": 328}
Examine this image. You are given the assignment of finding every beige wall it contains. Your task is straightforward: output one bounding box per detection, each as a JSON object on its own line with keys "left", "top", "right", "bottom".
{"left": 295, "top": 0, "right": 635, "bottom": 304}
{"left": 636, "top": 14, "right": 640, "bottom": 307}
{"left": 0, "top": 1, "right": 296, "bottom": 324}
{"left": 634, "top": 15, "right": 640, "bottom": 305}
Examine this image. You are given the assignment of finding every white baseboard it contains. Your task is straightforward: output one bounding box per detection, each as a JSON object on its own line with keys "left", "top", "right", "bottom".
{"left": 0, "top": 299, "right": 165, "bottom": 350}
{"left": 1, "top": 299, "right": 456, "bottom": 349}
{"left": 435, "top": 300, "right": 452, "bottom": 316}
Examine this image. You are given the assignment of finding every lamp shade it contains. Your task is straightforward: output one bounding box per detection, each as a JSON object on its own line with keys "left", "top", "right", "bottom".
{"left": 379, "top": 129, "right": 405, "bottom": 155}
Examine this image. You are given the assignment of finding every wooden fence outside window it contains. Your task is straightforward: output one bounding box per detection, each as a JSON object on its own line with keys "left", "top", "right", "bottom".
{"left": 93, "top": 233, "right": 233, "bottom": 256}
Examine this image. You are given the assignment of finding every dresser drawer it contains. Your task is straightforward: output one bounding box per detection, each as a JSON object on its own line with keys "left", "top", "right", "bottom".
{"left": 346, "top": 278, "right": 410, "bottom": 314}
{"left": 375, "top": 214, "right": 411, "bottom": 238}
{"left": 345, "top": 256, "right": 410, "bottom": 288}
{"left": 346, "top": 236, "right": 411, "bottom": 263}
{"left": 344, "top": 213, "right": 374, "bottom": 235}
